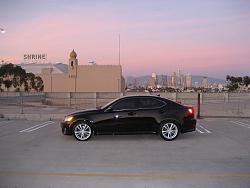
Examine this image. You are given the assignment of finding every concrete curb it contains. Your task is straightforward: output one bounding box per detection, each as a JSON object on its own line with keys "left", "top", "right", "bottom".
{"left": 2, "top": 114, "right": 65, "bottom": 121}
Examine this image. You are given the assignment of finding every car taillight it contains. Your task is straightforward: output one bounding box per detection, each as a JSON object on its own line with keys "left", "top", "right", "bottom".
{"left": 187, "top": 107, "right": 194, "bottom": 115}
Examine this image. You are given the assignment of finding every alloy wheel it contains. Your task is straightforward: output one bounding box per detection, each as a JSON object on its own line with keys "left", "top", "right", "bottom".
{"left": 161, "top": 122, "right": 179, "bottom": 140}
{"left": 73, "top": 123, "right": 92, "bottom": 141}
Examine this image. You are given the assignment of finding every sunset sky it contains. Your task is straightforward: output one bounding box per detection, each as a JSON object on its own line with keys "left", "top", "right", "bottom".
{"left": 1, "top": 0, "right": 250, "bottom": 79}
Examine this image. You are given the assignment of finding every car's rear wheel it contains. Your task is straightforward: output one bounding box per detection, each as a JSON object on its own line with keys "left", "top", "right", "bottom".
{"left": 73, "top": 122, "right": 93, "bottom": 141}
{"left": 160, "top": 121, "right": 179, "bottom": 141}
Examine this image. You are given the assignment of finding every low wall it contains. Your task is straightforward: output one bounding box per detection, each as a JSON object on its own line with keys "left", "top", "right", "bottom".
{"left": 1, "top": 91, "right": 250, "bottom": 118}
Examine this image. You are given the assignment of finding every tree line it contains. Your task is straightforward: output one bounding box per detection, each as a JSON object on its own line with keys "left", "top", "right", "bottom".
{"left": 226, "top": 75, "right": 250, "bottom": 92}
{"left": 0, "top": 63, "right": 44, "bottom": 92}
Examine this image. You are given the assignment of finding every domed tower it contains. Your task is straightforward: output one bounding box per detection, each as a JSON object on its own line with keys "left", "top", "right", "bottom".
{"left": 69, "top": 49, "right": 78, "bottom": 78}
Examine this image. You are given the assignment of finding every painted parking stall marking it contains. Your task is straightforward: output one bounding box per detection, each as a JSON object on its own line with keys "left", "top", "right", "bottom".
{"left": 196, "top": 123, "right": 211, "bottom": 134}
{"left": 19, "top": 121, "right": 54, "bottom": 133}
{"left": 230, "top": 121, "right": 250, "bottom": 129}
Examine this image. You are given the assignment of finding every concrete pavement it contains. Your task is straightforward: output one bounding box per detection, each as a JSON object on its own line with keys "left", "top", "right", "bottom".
{"left": 0, "top": 118, "right": 249, "bottom": 187}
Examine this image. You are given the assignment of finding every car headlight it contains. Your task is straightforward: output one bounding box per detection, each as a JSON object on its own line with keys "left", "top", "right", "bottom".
{"left": 64, "top": 115, "right": 74, "bottom": 122}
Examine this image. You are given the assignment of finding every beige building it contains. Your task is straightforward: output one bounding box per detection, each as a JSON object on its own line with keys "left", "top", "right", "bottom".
{"left": 39, "top": 50, "right": 125, "bottom": 92}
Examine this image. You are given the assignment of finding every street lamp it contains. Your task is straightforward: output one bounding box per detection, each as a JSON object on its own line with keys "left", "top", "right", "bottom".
{"left": 0, "top": 28, "right": 5, "bottom": 34}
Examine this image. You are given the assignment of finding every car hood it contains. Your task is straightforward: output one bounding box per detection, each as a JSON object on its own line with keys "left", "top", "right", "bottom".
{"left": 69, "top": 108, "right": 101, "bottom": 116}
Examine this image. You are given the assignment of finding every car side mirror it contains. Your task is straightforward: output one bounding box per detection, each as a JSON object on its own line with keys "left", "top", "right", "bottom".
{"left": 105, "top": 107, "right": 113, "bottom": 113}
{"left": 96, "top": 106, "right": 102, "bottom": 109}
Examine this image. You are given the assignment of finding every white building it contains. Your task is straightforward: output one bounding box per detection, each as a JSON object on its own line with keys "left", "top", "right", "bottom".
{"left": 202, "top": 76, "right": 209, "bottom": 88}
{"left": 185, "top": 73, "right": 192, "bottom": 88}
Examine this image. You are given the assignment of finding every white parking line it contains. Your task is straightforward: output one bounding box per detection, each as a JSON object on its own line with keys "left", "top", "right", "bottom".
{"left": 196, "top": 123, "right": 211, "bottom": 134}
{"left": 19, "top": 121, "right": 54, "bottom": 133}
{"left": 196, "top": 128, "right": 205, "bottom": 134}
{"left": 230, "top": 121, "right": 250, "bottom": 129}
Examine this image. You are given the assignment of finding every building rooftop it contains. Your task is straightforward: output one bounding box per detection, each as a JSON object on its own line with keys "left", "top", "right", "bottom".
{"left": 19, "top": 63, "right": 68, "bottom": 74}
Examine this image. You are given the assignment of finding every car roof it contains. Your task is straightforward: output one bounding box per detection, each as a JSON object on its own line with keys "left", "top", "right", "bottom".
{"left": 119, "top": 95, "right": 169, "bottom": 102}
{"left": 120, "top": 95, "right": 162, "bottom": 99}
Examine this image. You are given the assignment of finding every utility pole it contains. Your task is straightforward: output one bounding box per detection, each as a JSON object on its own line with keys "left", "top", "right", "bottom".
{"left": 118, "top": 34, "right": 121, "bottom": 65}
{"left": 197, "top": 92, "right": 201, "bottom": 119}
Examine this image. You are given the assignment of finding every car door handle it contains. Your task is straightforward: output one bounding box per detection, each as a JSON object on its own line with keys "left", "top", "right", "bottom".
{"left": 128, "top": 112, "right": 136, "bottom": 116}
{"left": 114, "top": 114, "right": 120, "bottom": 119}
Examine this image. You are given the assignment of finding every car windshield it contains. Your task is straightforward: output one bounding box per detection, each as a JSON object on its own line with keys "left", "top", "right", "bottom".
{"left": 100, "top": 98, "right": 121, "bottom": 110}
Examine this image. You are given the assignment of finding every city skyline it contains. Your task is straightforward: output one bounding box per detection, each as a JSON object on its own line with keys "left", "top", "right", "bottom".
{"left": 128, "top": 71, "right": 225, "bottom": 88}
{"left": 1, "top": 0, "right": 250, "bottom": 79}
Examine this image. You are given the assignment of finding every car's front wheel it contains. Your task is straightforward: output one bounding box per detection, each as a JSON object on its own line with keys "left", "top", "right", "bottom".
{"left": 73, "top": 122, "right": 93, "bottom": 141}
{"left": 160, "top": 121, "right": 179, "bottom": 141}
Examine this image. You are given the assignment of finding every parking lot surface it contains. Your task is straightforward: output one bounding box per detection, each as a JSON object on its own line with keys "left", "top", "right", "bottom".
{"left": 0, "top": 118, "right": 249, "bottom": 188}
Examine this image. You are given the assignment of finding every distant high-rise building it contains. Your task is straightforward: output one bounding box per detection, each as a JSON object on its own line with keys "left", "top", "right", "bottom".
{"left": 180, "top": 74, "right": 185, "bottom": 87}
{"left": 194, "top": 82, "right": 199, "bottom": 88}
{"left": 147, "top": 73, "right": 157, "bottom": 89}
{"left": 151, "top": 73, "right": 157, "bottom": 78}
{"left": 177, "top": 69, "right": 181, "bottom": 86}
{"left": 167, "top": 79, "right": 172, "bottom": 87}
{"left": 160, "top": 75, "right": 168, "bottom": 87}
{"left": 151, "top": 72, "right": 157, "bottom": 84}
{"left": 186, "top": 73, "right": 192, "bottom": 88}
{"left": 171, "top": 72, "right": 177, "bottom": 87}
{"left": 202, "top": 76, "right": 209, "bottom": 88}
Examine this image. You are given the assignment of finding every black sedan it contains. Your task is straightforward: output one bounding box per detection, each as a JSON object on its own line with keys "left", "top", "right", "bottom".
{"left": 61, "top": 95, "right": 196, "bottom": 141}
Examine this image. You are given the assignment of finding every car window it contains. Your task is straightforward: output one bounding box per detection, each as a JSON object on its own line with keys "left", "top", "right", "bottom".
{"left": 101, "top": 98, "right": 120, "bottom": 109}
{"left": 111, "top": 98, "right": 137, "bottom": 111}
{"left": 138, "top": 98, "right": 165, "bottom": 109}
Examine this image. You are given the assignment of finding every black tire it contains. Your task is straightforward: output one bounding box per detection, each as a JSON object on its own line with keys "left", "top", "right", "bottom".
{"left": 73, "top": 121, "right": 93, "bottom": 141}
{"left": 159, "top": 121, "right": 180, "bottom": 141}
